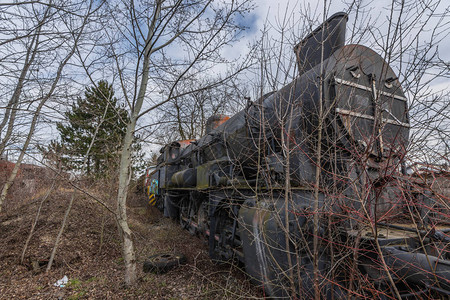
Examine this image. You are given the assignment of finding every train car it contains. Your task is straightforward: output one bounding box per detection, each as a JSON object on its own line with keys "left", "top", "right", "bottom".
{"left": 144, "top": 12, "right": 450, "bottom": 299}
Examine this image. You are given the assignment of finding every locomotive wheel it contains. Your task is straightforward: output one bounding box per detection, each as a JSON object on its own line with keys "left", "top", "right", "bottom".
{"left": 143, "top": 253, "right": 187, "bottom": 274}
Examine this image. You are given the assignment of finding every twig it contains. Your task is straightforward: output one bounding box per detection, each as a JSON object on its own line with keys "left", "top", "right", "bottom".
{"left": 20, "top": 179, "right": 57, "bottom": 264}
{"left": 46, "top": 190, "right": 75, "bottom": 272}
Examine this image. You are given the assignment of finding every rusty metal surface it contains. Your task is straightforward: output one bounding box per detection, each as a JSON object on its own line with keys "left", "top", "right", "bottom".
{"left": 145, "top": 12, "right": 449, "bottom": 298}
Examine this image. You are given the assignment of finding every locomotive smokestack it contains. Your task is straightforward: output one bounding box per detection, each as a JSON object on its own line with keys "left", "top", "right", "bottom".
{"left": 294, "top": 12, "right": 348, "bottom": 73}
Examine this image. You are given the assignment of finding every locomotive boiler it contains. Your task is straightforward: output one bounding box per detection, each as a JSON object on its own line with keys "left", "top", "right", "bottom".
{"left": 144, "top": 12, "right": 450, "bottom": 298}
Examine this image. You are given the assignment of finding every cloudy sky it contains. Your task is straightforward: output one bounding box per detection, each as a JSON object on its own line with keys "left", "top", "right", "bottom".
{"left": 140, "top": 0, "right": 449, "bottom": 158}
{"left": 3, "top": 0, "right": 448, "bottom": 163}
{"left": 225, "top": 0, "right": 449, "bottom": 93}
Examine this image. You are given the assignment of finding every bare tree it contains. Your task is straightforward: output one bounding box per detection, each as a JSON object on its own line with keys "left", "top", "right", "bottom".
{"left": 0, "top": 0, "right": 103, "bottom": 212}
{"left": 149, "top": 78, "right": 248, "bottom": 144}
{"left": 74, "top": 0, "right": 254, "bottom": 285}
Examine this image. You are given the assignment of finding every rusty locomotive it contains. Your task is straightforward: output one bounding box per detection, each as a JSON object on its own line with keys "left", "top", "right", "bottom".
{"left": 144, "top": 12, "right": 450, "bottom": 298}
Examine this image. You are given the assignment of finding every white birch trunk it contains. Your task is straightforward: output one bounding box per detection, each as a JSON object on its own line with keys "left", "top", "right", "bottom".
{"left": 116, "top": 121, "right": 138, "bottom": 285}
{"left": 115, "top": 1, "right": 161, "bottom": 285}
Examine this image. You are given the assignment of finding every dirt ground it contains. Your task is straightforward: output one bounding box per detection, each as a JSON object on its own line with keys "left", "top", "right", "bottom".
{"left": 0, "top": 183, "right": 262, "bottom": 299}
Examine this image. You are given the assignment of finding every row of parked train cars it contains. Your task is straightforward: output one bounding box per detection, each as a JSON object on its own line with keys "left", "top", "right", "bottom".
{"left": 143, "top": 13, "right": 450, "bottom": 299}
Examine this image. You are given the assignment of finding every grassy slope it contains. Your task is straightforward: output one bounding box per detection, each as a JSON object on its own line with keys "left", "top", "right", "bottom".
{"left": 0, "top": 181, "right": 260, "bottom": 299}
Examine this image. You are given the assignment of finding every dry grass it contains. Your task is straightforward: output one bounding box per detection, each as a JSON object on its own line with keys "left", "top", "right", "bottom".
{"left": 0, "top": 179, "right": 261, "bottom": 299}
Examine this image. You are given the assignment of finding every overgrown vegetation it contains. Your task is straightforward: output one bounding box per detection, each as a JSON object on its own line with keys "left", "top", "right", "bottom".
{"left": 0, "top": 180, "right": 260, "bottom": 299}
{"left": 0, "top": 0, "right": 449, "bottom": 298}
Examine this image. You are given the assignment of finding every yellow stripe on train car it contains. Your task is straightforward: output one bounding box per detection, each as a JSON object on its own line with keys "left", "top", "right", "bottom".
{"left": 148, "top": 194, "right": 156, "bottom": 206}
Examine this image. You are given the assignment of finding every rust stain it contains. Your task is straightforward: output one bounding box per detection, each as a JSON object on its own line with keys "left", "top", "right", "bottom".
{"left": 177, "top": 139, "right": 196, "bottom": 148}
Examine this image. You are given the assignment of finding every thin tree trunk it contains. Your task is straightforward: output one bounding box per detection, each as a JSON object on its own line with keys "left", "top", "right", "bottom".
{"left": 313, "top": 6, "right": 327, "bottom": 298}
{"left": 46, "top": 191, "right": 74, "bottom": 272}
{"left": 21, "top": 179, "right": 57, "bottom": 264}
{"left": 116, "top": 122, "right": 137, "bottom": 285}
{"left": 0, "top": 3, "right": 91, "bottom": 212}
{"left": 0, "top": 4, "right": 47, "bottom": 155}
{"left": 0, "top": 100, "right": 50, "bottom": 212}
{"left": 115, "top": 0, "right": 162, "bottom": 286}
{"left": 282, "top": 100, "right": 296, "bottom": 296}
{"left": 98, "top": 212, "right": 106, "bottom": 254}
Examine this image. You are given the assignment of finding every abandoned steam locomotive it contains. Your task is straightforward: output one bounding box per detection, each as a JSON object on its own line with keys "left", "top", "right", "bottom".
{"left": 144, "top": 13, "right": 450, "bottom": 298}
